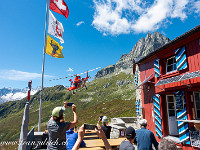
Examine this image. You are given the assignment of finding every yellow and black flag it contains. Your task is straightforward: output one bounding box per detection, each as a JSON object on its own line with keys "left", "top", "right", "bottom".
{"left": 45, "top": 34, "right": 64, "bottom": 58}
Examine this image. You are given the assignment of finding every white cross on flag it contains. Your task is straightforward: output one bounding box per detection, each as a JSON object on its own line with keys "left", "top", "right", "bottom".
{"left": 49, "top": 0, "right": 69, "bottom": 19}
{"left": 48, "top": 10, "right": 64, "bottom": 43}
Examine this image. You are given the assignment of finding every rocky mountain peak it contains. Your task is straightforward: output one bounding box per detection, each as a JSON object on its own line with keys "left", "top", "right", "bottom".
{"left": 95, "top": 32, "right": 170, "bottom": 78}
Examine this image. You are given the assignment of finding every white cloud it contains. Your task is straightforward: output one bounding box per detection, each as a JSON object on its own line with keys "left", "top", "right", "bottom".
{"left": 67, "top": 68, "right": 74, "bottom": 72}
{"left": 0, "top": 70, "right": 53, "bottom": 81}
{"left": 194, "top": 1, "right": 200, "bottom": 14}
{"left": 76, "top": 21, "right": 85, "bottom": 26}
{"left": 170, "top": 0, "right": 188, "bottom": 20}
{"left": 92, "top": 0, "right": 141, "bottom": 35}
{"left": 1, "top": 92, "right": 27, "bottom": 101}
{"left": 1, "top": 90, "right": 38, "bottom": 101}
{"left": 132, "top": 0, "right": 174, "bottom": 33}
{"left": 92, "top": 0, "right": 195, "bottom": 35}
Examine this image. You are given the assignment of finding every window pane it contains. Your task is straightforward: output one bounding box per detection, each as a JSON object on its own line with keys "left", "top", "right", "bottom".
{"left": 168, "top": 96, "right": 174, "bottom": 102}
{"left": 166, "top": 57, "right": 176, "bottom": 72}
{"left": 194, "top": 92, "right": 200, "bottom": 119}
{"left": 169, "top": 110, "right": 175, "bottom": 116}
{"left": 196, "top": 102, "right": 200, "bottom": 108}
{"left": 173, "top": 64, "right": 177, "bottom": 70}
{"left": 197, "top": 110, "right": 200, "bottom": 118}
{"left": 195, "top": 93, "right": 200, "bottom": 101}
{"left": 168, "top": 58, "right": 173, "bottom": 65}
{"left": 168, "top": 103, "right": 175, "bottom": 109}
{"left": 167, "top": 65, "right": 173, "bottom": 72}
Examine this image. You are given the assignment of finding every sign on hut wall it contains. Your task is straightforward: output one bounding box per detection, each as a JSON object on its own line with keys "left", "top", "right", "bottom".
{"left": 174, "top": 91, "right": 184, "bottom": 110}
{"left": 190, "top": 127, "right": 200, "bottom": 148}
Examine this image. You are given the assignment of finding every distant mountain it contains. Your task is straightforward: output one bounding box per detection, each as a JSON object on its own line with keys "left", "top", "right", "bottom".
{"left": 0, "top": 87, "right": 40, "bottom": 104}
{"left": 95, "top": 32, "right": 170, "bottom": 78}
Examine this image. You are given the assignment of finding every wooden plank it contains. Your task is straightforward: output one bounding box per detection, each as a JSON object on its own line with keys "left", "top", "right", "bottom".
{"left": 191, "top": 40, "right": 198, "bottom": 72}
{"left": 84, "top": 138, "right": 125, "bottom": 148}
{"left": 190, "top": 78, "right": 195, "bottom": 85}
{"left": 83, "top": 135, "right": 99, "bottom": 140}
{"left": 178, "top": 79, "right": 181, "bottom": 87}
{"left": 194, "top": 39, "right": 200, "bottom": 71}
{"left": 79, "top": 147, "right": 104, "bottom": 150}
{"left": 85, "top": 130, "right": 96, "bottom": 134}
{"left": 84, "top": 135, "right": 98, "bottom": 138}
{"left": 193, "top": 40, "right": 198, "bottom": 70}
{"left": 187, "top": 42, "right": 194, "bottom": 72}
{"left": 176, "top": 120, "right": 200, "bottom": 123}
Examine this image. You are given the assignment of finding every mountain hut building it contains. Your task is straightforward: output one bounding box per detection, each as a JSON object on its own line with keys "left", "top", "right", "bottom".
{"left": 134, "top": 25, "right": 200, "bottom": 150}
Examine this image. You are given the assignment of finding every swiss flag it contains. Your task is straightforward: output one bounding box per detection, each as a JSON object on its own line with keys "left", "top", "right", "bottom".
{"left": 49, "top": 0, "right": 69, "bottom": 19}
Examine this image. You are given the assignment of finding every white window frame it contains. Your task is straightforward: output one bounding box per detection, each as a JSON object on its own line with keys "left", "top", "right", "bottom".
{"left": 166, "top": 95, "right": 179, "bottom": 136}
{"left": 166, "top": 95, "right": 176, "bottom": 117}
{"left": 193, "top": 91, "right": 200, "bottom": 119}
{"left": 166, "top": 56, "right": 177, "bottom": 74}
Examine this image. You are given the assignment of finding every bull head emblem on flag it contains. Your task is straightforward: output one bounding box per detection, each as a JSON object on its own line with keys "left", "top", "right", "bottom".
{"left": 55, "top": 20, "right": 62, "bottom": 37}
{"left": 56, "top": 25, "right": 62, "bottom": 36}
{"left": 50, "top": 40, "right": 59, "bottom": 57}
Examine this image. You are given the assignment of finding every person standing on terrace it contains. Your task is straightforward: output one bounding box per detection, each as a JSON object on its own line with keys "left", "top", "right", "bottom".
{"left": 135, "top": 119, "right": 158, "bottom": 150}
{"left": 100, "top": 116, "right": 112, "bottom": 139}
{"left": 47, "top": 101, "right": 78, "bottom": 150}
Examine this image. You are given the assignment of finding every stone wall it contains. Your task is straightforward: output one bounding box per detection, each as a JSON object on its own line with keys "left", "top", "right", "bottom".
{"left": 135, "top": 64, "right": 142, "bottom": 116}
{"left": 109, "top": 117, "right": 139, "bottom": 139}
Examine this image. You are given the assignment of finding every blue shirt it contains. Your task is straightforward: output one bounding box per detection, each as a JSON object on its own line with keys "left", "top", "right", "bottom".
{"left": 66, "top": 129, "right": 86, "bottom": 150}
{"left": 135, "top": 127, "right": 158, "bottom": 150}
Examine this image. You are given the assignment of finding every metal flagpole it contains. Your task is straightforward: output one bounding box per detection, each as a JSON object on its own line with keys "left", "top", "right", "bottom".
{"left": 38, "top": 0, "right": 49, "bottom": 132}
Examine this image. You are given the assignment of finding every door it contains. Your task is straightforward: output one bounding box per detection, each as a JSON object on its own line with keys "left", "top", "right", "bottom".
{"left": 166, "top": 95, "right": 179, "bottom": 136}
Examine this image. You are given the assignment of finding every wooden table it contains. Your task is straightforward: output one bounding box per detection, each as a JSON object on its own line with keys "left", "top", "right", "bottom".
{"left": 176, "top": 120, "right": 200, "bottom": 123}
{"left": 177, "top": 119, "right": 200, "bottom": 130}
{"left": 79, "top": 147, "right": 104, "bottom": 150}
{"left": 85, "top": 130, "right": 97, "bottom": 133}
{"left": 82, "top": 138, "right": 125, "bottom": 148}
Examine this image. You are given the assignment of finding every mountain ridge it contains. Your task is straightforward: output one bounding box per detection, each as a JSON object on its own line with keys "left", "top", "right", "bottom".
{"left": 95, "top": 32, "right": 170, "bottom": 78}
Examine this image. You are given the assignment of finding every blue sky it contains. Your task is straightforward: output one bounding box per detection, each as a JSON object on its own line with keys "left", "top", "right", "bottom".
{"left": 0, "top": 0, "right": 200, "bottom": 89}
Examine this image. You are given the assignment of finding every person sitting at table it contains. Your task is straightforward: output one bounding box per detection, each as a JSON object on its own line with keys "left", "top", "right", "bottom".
{"left": 72, "top": 123, "right": 112, "bottom": 150}
{"left": 101, "top": 116, "right": 112, "bottom": 139}
{"left": 119, "top": 126, "right": 136, "bottom": 150}
{"left": 66, "top": 127, "right": 86, "bottom": 150}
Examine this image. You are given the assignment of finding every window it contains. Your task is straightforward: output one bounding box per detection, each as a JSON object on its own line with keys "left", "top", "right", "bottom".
{"left": 166, "top": 56, "right": 177, "bottom": 73}
{"left": 194, "top": 92, "right": 200, "bottom": 119}
{"left": 167, "top": 95, "right": 175, "bottom": 116}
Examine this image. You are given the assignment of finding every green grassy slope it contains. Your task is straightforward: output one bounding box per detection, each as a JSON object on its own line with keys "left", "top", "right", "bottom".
{"left": 0, "top": 72, "right": 136, "bottom": 142}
